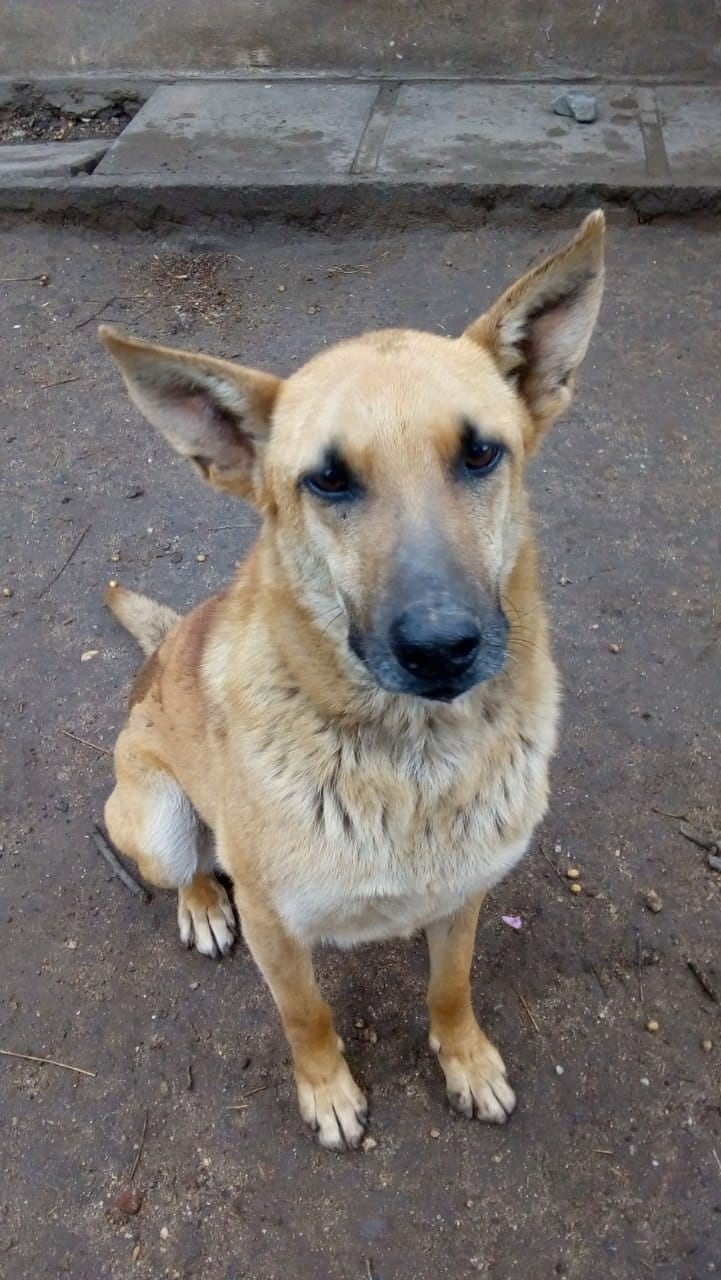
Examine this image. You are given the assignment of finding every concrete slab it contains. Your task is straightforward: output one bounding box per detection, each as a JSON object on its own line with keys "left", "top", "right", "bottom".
{"left": 0, "top": 139, "right": 107, "bottom": 176}
{"left": 97, "top": 81, "right": 378, "bottom": 177}
{"left": 657, "top": 87, "right": 721, "bottom": 183}
{"left": 378, "top": 84, "right": 647, "bottom": 183}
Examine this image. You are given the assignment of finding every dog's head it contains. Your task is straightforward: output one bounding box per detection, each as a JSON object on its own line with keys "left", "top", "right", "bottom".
{"left": 100, "top": 212, "right": 604, "bottom": 703}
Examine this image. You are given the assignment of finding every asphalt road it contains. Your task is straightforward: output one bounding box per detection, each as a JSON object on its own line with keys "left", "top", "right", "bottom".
{"left": 1, "top": 210, "right": 720, "bottom": 1280}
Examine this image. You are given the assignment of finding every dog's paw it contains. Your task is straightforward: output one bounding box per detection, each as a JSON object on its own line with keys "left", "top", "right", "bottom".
{"left": 177, "top": 874, "right": 236, "bottom": 958}
{"left": 430, "top": 1027, "right": 516, "bottom": 1124}
{"left": 296, "top": 1058, "right": 368, "bottom": 1151}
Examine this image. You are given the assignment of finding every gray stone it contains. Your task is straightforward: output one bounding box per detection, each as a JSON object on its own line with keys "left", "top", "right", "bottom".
{"left": 552, "top": 94, "right": 575, "bottom": 119}
{"left": 552, "top": 92, "right": 597, "bottom": 123}
{"left": 379, "top": 84, "right": 642, "bottom": 183}
{"left": 97, "top": 82, "right": 378, "bottom": 178}
{"left": 0, "top": 140, "right": 107, "bottom": 177}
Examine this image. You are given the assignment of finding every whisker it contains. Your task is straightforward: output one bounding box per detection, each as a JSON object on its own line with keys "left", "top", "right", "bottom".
{"left": 319, "top": 608, "right": 345, "bottom": 636}
{"left": 500, "top": 593, "right": 540, "bottom": 624}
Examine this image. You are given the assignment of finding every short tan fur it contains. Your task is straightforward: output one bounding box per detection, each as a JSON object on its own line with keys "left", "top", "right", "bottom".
{"left": 98, "top": 212, "right": 604, "bottom": 1148}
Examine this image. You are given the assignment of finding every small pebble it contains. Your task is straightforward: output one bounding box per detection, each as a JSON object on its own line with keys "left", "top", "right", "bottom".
{"left": 466, "top": 1199, "right": 474, "bottom": 1208}
{"left": 278, "top": 284, "right": 286, "bottom": 293}
{"left": 361, "top": 1136, "right": 377, "bottom": 1152}
{"left": 354, "top": 1017, "right": 365, "bottom": 1029}
{"left": 368, "top": 1028, "right": 378, "bottom": 1044}
{"left": 2, "top": 586, "right": 13, "bottom": 598}
{"left": 609, "top": 642, "right": 621, "bottom": 654}
{"left": 644, "top": 889, "right": 663, "bottom": 914}
{"left": 645, "top": 1018, "right": 660, "bottom": 1033}
{"left": 640, "top": 1076, "right": 650, "bottom": 1086}
{"left": 555, "top": 1064, "right": 564, "bottom": 1076}
{"left": 554, "top": 842, "right": 562, "bottom": 854}
{"left": 196, "top": 553, "right": 207, "bottom": 563}
{"left": 570, "top": 881, "right": 582, "bottom": 895}
{"left": 80, "top": 649, "right": 99, "bottom": 662}
{"left": 109, "top": 579, "right": 118, "bottom": 589}
{"left": 701, "top": 1038, "right": 713, "bottom": 1053}
{"left": 132, "top": 1243, "right": 141, "bottom": 1263}
{"left": 110, "top": 551, "right": 121, "bottom": 562}
{"left": 115, "top": 1186, "right": 143, "bottom": 1216}
{"left": 159, "top": 1226, "right": 169, "bottom": 1240}
{"left": 552, "top": 91, "right": 597, "bottom": 123}
{"left": 566, "top": 867, "right": 580, "bottom": 880}
{"left": 430, "top": 1128, "right": 441, "bottom": 1139}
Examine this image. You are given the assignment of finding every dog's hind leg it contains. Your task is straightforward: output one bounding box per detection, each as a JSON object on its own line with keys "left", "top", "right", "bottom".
{"left": 104, "top": 731, "right": 235, "bottom": 958}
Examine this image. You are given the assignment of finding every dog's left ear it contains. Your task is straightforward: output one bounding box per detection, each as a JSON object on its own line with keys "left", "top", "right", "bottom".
{"left": 465, "top": 210, "right": 605, "bottom": 449}
{"left": 99, "top": 326, "right": 282, "bottom": 502}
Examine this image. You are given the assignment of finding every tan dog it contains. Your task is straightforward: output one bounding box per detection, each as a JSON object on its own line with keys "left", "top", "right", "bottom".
{"left": 99, "top": 212, "right": 604, "bottom": 1149}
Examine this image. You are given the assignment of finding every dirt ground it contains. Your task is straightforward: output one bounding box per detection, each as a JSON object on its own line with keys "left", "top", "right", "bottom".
{"left": 1, "top": 210, "right": 720, "bottom": 1280}
{"left": 0, "top": 97, "right": 135, "bottom": 144}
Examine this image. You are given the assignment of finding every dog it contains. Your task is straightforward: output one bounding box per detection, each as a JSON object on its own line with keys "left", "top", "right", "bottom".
{"left": 98, "top": 211, "right": 604, "bottom": 1149}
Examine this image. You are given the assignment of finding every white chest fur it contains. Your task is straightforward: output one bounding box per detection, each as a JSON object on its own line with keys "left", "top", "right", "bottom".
{"left": 240, "top": 690, "right": 556, "bottom": 947}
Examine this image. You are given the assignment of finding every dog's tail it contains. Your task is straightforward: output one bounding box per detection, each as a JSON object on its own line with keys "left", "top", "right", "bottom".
{"left": 105, "top": 583, "right": 180, "bottom": 656}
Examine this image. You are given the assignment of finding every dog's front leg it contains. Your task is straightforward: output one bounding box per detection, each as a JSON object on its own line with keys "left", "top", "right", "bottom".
{"left": 426, "top": 894, "right": 516, "bottom": 1124}
{"left": 239, "top": 901, "right": 368, "bottom": 1150}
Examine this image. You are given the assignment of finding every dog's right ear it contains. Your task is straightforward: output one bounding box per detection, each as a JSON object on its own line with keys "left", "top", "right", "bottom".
{"left": 99, "top": 326, "right": 282, "bottom": 502}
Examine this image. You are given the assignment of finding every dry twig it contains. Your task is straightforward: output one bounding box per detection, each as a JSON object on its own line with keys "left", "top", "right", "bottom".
{"left": 129, "top": 1109, "right": 149, "bottom": 1183}
{"left": 650, "top": 805, "right": 688, "bottom": 820}
{"left": 0, "top": 272, "right": 49, "bottom": 284}
{"left": 37, "top": 375, "right": 84, "bottom": 390}
{"left": 0, "top": 1048, "right": 95, "bottom": 1077}
{"left": 225, "top": 1084, "right": 269, "bottom": 1109}
{"left": 518, "top": 993, "right": 541, "bottom": 1034}
{"left": 74, "top": 297, "right": 116, "bottom": 329}
{"left": 35, "top": 523, "right": 91, "bottom": 600}
{"left": 680, "top": 822, "right": 721, "bottom": 854}
{"left": 590, "top": 962, "right": 610, "bottom": 999}
{"left": 91, "top": 826, "right": 150, "bottom": 902}
{"left": 59, "top": 728, "right": 112, "bottom": 756}
{"left": 687, "top": 959, "right": 719, "bottom": 1004}
{"left": 539, "top": 844, "right": 566, "bottom": 885}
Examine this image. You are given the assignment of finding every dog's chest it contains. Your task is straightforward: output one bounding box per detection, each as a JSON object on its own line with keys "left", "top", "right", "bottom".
{"left": 251, "top": 708, "right": 548, "bottom": 946}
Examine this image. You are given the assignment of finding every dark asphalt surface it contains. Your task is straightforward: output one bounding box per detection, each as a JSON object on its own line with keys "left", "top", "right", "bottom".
{"left": 1, "top": 211, "right": 720, "bottom": 1280}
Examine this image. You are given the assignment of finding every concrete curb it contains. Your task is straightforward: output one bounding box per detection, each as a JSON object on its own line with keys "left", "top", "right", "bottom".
{"left": 2, "top": 175, "right": 720, "bottom": 228}
{"left": 2, "top": 78, "right": 720, "bottom": 225}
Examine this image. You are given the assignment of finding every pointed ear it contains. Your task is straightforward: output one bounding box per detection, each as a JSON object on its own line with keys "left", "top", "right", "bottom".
{"left": 465, "top": 210, "right": 605, "bottom": 448}
{"left": 99, "top": 326, "right": 282, "bottom": 502}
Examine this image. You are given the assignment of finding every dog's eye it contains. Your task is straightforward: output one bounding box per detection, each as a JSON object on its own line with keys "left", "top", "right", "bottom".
{"left": 304, "top": 460, "right": 353, "bottom": 500}
{"left": 463, "top": 439, "right": 503, "bottom": 475}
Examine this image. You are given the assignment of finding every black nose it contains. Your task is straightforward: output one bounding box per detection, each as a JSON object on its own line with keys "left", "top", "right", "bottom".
{"left": 390, "top": 604, "right": 481, "bottom": 681}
